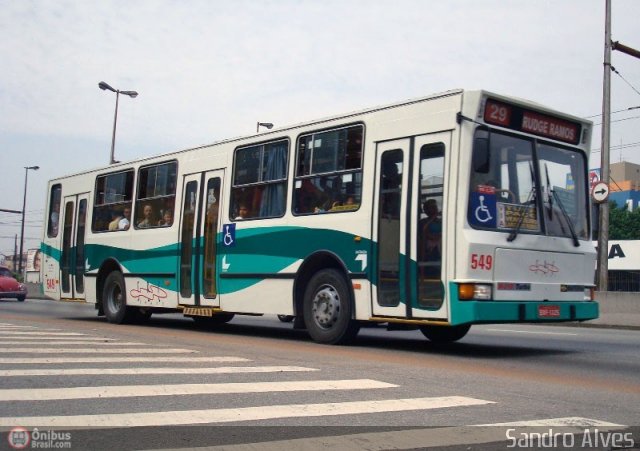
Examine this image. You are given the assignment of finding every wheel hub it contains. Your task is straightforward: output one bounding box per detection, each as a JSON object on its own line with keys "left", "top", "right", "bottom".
{"left": 312, "top": 285, "right": 340, "bottom": 329}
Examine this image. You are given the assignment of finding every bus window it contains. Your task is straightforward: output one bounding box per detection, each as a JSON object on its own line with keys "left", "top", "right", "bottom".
{"left": 93, "top": 170, "right": 135, "bottom": 232}
{"left": 180, "top": 182, "right": 198, "bottom": 297}
{"left": 75, "top": 199, "right": 87, "bottom": 294}
{"left": 293, "top": 125, "right": 363, "bottom": 215}
{"left": 231, "top": 140, "right": 288, "bottom": 220}
{"left": 418, "top": 143, "right": 445, "bottom": 308}
{"left": 47, "top": 185, "right": 62, "bottom": 238}
{"left": 377, "top": 149, "right": 402, "bottom": 307}
{"left": 135, "top": 161, "right": 177, "bottom": 229}
{"left": 203, "top": 178, "right": 220, "bottom": 298}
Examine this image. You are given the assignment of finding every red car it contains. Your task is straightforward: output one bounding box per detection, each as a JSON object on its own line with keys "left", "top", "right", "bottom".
{"left": 0, "top": 266, "right": 27, "bottom": 302}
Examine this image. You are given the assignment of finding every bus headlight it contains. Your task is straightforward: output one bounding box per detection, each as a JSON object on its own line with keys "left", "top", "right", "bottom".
{"left": 458, "top": 283, "right": 492, "bottom": 301}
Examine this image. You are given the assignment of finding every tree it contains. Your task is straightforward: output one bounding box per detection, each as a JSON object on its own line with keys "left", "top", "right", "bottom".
{"left": 608, "top": 201, "right": 640, "bottom": 239}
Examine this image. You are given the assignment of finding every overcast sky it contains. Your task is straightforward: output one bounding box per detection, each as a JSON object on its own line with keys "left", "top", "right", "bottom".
{"left": 1, "top": 0, "right": 639, "bottom": 258}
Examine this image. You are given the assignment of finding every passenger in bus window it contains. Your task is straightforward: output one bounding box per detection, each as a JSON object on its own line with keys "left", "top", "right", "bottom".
{"left": 49, "top": 201, "right": 60, "bottom": 235}
{"left": 235, "top": 203, "right": 249, "bottom": 220}
{"left": 138, "top": 204, "right": 155, "bottom": 228}
{"left": 158, "top": 210, "right": 173, "bottom": 227}
{"left": 118, "top": 208, "right": 131, "bottom": 230}
{"left": 109, "top": 210, "right": 123, "bottom": 231}
{"left": 420, "top": 199, "right": 442, "bottom": 261}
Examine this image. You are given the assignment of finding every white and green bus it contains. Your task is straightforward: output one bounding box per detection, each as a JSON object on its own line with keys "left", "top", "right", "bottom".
{"left": 41, "top": 89, "right": 598, "bottom": 344}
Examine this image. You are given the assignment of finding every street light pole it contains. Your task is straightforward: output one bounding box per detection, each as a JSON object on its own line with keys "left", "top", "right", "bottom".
{"left": 19, "top": 165, "right": 39, "bottom": 277}
{"left": 256, "top": 122, "right": 274, "bottom": 133}
{"left": 98, "top": 81, "right": 138, "bottom": 165}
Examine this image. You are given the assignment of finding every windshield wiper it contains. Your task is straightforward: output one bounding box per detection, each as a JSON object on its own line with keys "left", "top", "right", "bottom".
{"left": 507, "top": 162, "right": 536, "bottom": 242}
{"left": 552, "top": 190, "right": 580, "bottom": 247}
{"left": 544, "top": 163, "right": 553, "bottom": 221}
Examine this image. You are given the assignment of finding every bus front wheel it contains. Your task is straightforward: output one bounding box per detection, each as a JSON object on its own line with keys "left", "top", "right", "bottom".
{"left": 103, "top": 271, "right": 132, "bottom": 324}
{"left": 419, "top": 324, "right": 471, "bottom": 343}
{"left": 303, "top": 269, "right": 359, "bottom": 345}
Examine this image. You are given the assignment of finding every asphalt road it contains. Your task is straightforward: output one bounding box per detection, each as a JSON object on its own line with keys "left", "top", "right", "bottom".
{"left": 0, "top": 298, "right": 639, "bottom": 450}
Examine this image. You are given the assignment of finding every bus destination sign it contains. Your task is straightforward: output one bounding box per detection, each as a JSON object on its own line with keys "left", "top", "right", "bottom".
{"left": 484, "top": 99, "right": 581, "bottom": 145}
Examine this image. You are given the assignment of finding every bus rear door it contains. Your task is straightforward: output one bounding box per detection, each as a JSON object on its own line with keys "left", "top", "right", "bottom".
{"left": 59, "top": 193, "right": 89, "bottom": 300}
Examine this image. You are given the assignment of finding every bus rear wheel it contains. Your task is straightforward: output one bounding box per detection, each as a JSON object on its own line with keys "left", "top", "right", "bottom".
{"left": 303, "top": 269, "right": 359, "bottom": 345}
{"left": 419, "top": 324, "right": 471, "bottom": 343}
{"left": 103, "top": 271, "right": 133, "bottom": 324}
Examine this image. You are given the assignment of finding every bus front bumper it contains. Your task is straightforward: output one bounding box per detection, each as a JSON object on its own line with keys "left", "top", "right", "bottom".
{"left": 451, "top": 299, "right": 599, "bottom": 325}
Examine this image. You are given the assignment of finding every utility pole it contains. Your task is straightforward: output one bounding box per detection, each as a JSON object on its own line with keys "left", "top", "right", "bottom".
{"left": 596, "top": 0, "right": 640, "bottom": 291}
{"left": 596, "top": 0, "right": 611, "bottom": 291}
{"left": 13, "top": 235, "right": 17, "bottom": 272}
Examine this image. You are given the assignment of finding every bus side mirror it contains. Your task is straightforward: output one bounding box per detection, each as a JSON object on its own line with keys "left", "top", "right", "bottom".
{"left": 472, "top": 137, "right": 490, "bottom": 173}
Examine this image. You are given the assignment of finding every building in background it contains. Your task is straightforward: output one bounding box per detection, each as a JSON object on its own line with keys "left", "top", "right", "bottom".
{"left": 608, "top": 161, "right": 640, "bottom": 210}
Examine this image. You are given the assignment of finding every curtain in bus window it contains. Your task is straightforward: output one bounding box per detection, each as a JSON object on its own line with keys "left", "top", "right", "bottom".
{"left": 259, "top": 142, "right": 287, "bottom": 217}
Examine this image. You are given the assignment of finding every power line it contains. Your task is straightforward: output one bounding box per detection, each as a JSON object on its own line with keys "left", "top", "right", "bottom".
{"left": 612, "top": 66, "right": 640, "bottom": 97}
{"left": 593, "top": 115, "right": 640, "bottom": 126}
{"left": 591, "top": 141, "right": 640, "bottom": 154}
{"left": 584, "top": 105, "right": 640, "bottom": 119}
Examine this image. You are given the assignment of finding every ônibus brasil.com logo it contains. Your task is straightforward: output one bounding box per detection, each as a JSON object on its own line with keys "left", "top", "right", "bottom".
{"left": 7, "top": 427, "right": 72, "bottom": 449}
{"left": 7, "top": 427, "right": 30, "bottom": 449}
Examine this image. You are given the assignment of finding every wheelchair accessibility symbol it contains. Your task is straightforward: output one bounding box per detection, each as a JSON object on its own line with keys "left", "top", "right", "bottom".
{"left": 222, "top": 223, "right": 236, "bottom": 247}
{"left": 475, "top": 195, "right": 493, "bottom": 223}
{"left": 470, "top": 192, "right": 496, "bottom": 228}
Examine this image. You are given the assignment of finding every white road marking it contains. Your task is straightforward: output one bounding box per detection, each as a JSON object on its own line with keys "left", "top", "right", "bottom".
{"left": 0, "top": 340, "right": 146, "bottom": 345}
{"left": 1, "top": 336, "right": 119, "bottom": 341}
{"left": 0, "top": 396, "right": 493, "bottom": 427}
{"left": 0, "top": 356, "right": 250, "bottom": 364}
{"left": 0, "top": 347, "right": 196, "bottom": 354}
{"left": 0, "top": 366, "right": 318, "bottom": 376}
{"left": 477, "top": 416, "right": 624, "bottom": 427}
{"left": 486, "top": 328, "right": 578, "bottom": 336}
{"left": 178, "top": 418, "right": 626, "bottom": 451}
{"left": 0, "top": 325, "right": 38, "bottom": 329}
{"left": 0, "top": 331, "right": 85, "bottom": 336}
{"left": 0, "top": 379, "right": 395, "bottom": 401}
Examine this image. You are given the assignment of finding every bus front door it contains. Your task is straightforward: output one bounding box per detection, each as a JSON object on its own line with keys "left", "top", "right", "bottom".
{"left": 372, "top": 133, "right": 450, "bottom": 320}
{"left": 60, "top": 194, "right": 89, "bottom": 300}
{"left": 178, "top": 170, "right": 225, "bottom": 308}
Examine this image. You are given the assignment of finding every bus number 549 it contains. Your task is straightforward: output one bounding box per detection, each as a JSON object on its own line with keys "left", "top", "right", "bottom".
{"left": 470, "top": 254, "right": 492, "bottom": 270}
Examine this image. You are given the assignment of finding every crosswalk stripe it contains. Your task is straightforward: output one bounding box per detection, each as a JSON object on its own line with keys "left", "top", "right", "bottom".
{"left": 0, "top": 366, "right": 318, "bottom": 376}
{"left": 1, "top": 337, "right": 119, "bottom": 341}
{"left": 476, "top": 417, "right": 625, "bottom": 427}
{"left": 0, "top": 356, "right": 250, "bottom": 364}
{"left": 0, "top": 331, "right": 85, "bottom": 336}
{"left": 0, "top": 379, "right": 395, "bottom": 401}
{"left": 0, "top": 347, "right": 196, "bottom": 354}
{"left": 168, "top": 418, "right": 626, "bottom": 451}
{"left": 0, "top": 396, "right": 493, "bottom": 427}
{"left": 0, "top": 341, "right": 146, "bottom": 345}
{"left": 0, "top": 325, "right": 38, "bottom": 329}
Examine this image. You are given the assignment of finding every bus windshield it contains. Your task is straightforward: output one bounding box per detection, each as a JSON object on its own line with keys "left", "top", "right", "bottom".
{"left": 468, "top": 129, "right": 588, "bottom": 240}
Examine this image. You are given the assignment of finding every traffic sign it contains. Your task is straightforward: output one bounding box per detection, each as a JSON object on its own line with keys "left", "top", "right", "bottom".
{"left": 591, "top": 181, "right": 609, "bottom": 203}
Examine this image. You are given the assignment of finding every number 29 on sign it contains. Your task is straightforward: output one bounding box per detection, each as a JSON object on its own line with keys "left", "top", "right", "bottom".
{"left": 470, "top": 253, "right": 492, "bottom": 270}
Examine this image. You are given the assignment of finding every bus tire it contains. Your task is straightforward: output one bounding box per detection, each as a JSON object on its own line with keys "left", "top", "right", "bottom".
{"left": 102, "top": 271, "right": 132, "bottom": 324}
{"left": 420, "top": 324, "right": 471, "bottom": 343}
{"left": 303, "top": 269, "right": 359, "bottom": 345}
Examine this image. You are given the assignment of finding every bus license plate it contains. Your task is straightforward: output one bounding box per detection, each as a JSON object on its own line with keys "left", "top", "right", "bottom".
{"left": 538, "top": 305, "right": 560, "bottom": 318}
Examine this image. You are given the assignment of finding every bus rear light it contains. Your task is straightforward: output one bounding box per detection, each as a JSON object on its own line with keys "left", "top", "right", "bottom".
{"left": 458, "top": 283, "right": 492, "bottom": 301}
